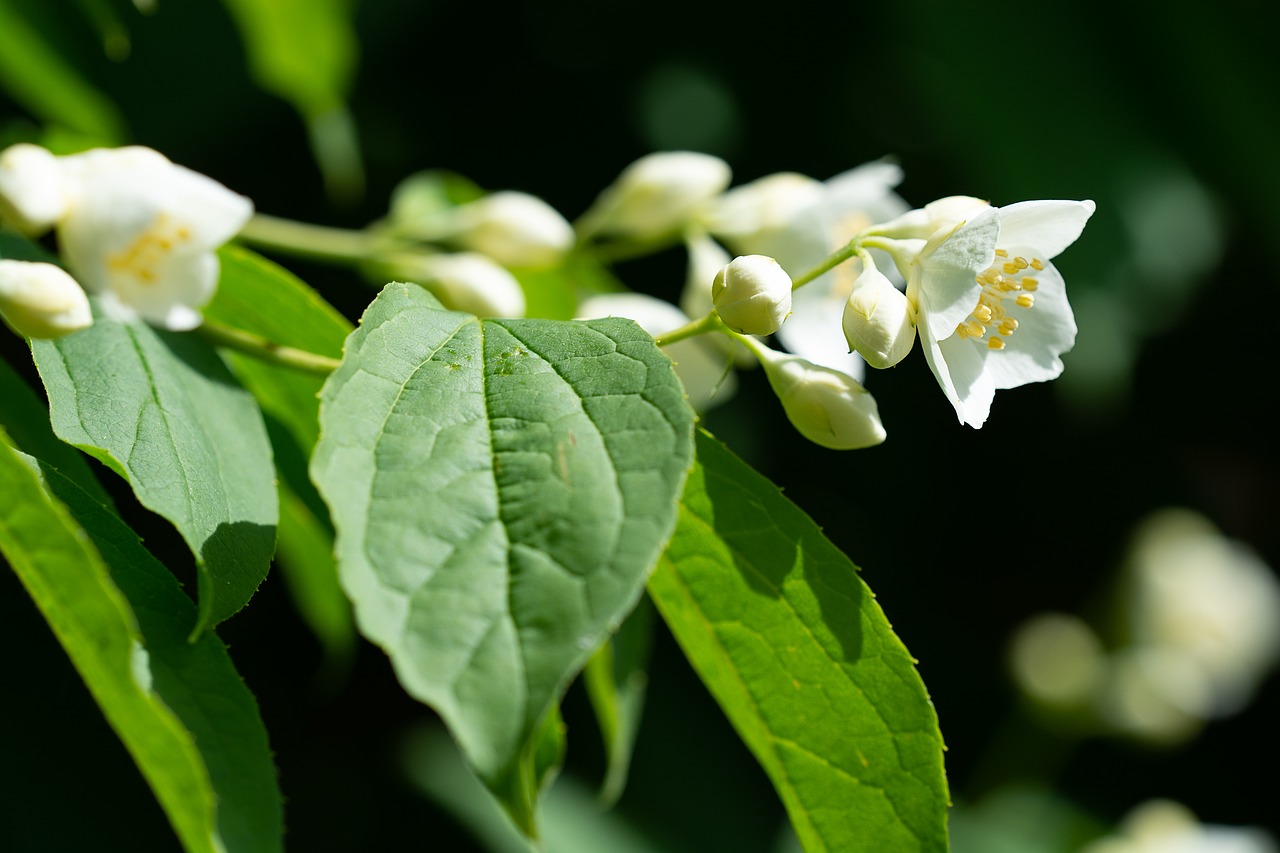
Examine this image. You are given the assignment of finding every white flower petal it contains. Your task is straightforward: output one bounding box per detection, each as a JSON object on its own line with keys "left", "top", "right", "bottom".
{"left": 914, "top": 210, "right": 999, "bottom": 341}
{"left": 0, "top": 144, "right": 69, "bottom": 234}
{"left": 980, "top": 260, "right": 1076, "bottom": 390}
{"left": 993, "top": 199, "right": 1095, "bottom": 259}
{"left": 923, "top": 323, "right": 997, "bottom": 427}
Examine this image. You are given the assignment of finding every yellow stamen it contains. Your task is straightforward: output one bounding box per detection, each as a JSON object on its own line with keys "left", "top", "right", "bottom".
{"left": 1016, "top": 294, "right": 1035, "bottom": 308}
{"left": 987, "top": 336, "right": 1006, "bottom": 350}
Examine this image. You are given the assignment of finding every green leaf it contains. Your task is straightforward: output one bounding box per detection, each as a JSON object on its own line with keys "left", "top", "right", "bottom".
{"left": 205, "top": 245, "right": 356, "bottom": 667}
{"left": 0, "top": 432, "right": 281, "bottom": 853}
{"left": 0, "top": 1, "right": 125, "bottom": 142}
{"left": 31, "top": 308, "right": 278, "bottom": 635}
{"left": 648, "top": 431, "right": 950, "bottom": 853}
{"left": 0, "top": 352, "right": 113, "bottom": 507}
{"left": 583, "top": 598, "right": 653, "bottom": 805}
{"left": 311, "top": 282, "right": 695, "bottom": 833}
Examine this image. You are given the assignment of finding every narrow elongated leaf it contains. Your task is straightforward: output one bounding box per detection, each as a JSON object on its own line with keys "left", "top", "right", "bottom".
{"left": 31, "top": 309, "right": 277, "bottom": 634}
{"left": 583, "top": 598, "right": 654, "bottom": 804}
{"left": 648, "top": 432, "right": 949, "bottom": 853}
{"left": 311, "top": 282, "right": 695, "bottom": 832}
{"left": 0, "top": 432, "right": 281, "bottom": 853}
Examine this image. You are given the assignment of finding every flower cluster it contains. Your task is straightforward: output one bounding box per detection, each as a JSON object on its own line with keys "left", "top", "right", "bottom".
{"left": 0, "top": 143, "right": 253, "bottom": 333}
{"left": 574, "top": 151, "right": 1094, "bottom": 445}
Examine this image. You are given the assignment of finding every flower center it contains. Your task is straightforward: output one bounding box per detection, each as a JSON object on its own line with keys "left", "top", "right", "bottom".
{"left": 955, "top": 248, "right": 1043, "bottom": 350}
{"left": 107, "top": 213, "right": 193, "bottom": 285}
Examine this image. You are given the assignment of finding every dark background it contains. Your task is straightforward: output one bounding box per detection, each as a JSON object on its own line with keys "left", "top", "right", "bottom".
{"left": 2, "top": 0, "right": 1276, "bottom": 850}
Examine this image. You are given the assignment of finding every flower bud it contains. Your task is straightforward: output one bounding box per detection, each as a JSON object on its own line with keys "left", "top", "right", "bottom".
{"left": 0, "top": 260, "right": 92, "bottom": 339}
{"left": 442, "top": 191, "right": 574, "bottom": 268}
{"left": 0, "top": 144, "right": 69, "bottom": 235}
{"left": 705, "top": 172, "right": 823, "bottom": 245}
{"left": 755, "top": 345, "right": 886, "bottom": 449}
{"left": 712, "top": 255, "right": 792, "bottom": 336}
{"left": 390, "top": 252, "right": 526, "bottom": 318}
{"left": 841, "top": 265, "right": 915, "bottom": 368}
{"left": 581, "top": 151, "right": 731, "bottom": 239}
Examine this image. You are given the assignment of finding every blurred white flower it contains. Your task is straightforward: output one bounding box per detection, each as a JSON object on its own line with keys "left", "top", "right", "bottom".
{"left": 0, "top": 144, "right": 254, "bottom": 331}
{"left": 1082, "top": 799, "right": 1277, "bottom": 853}
{"left": 0, "top": 143, "right": 69, "bottom": 234}
{"left": 880, "top": 198, "right": 1094, "bottom": 427}
{"left": 707, "top": 161, "right": 908, "bottom": 377}
{"left": 0, "top": 260, "right": 92, "bottom": 339}
{"left": 747, "top": 340, "right": 885, "bottom": 450}
{"left": 408, "top": 191, "right": 574, "bottom": 269}
{"left": 1008, "top": 612, "right": 1106, "bottom": 710}
{"left": 712, "top": 254, "right": 792, "bottom": 336}
{"left": 577, "top": 292, "right": 734, "bottom": 411}
{"left": 579, "top": 151, "right": 731, "bottom": 240}
{"left": 389, "top": 252, "right": 526, "bottom": 318}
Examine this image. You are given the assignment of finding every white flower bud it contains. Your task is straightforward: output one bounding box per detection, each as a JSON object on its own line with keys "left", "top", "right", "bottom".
{"left": 0, "top": 144, "right": 70, "bottom": 235}
{"left": 441, "top": 191, "right": 574, "bottom": 269}
{"left": 755, "top": 345, "right": 885, "bottom": 450}
{"left": 581, "top": 151, "right": 731, "bottom": 239}
{"left": 0, "top": 260, "right": 92, "bottom": 339}
{"left": 712, "top": 255, "right": 792, "bottom": 336}
{"left": 841, "top": 265, "right": 916, "bottom": 368}
{"left": 392, "top": 252, "right": 526, "bottom": 318}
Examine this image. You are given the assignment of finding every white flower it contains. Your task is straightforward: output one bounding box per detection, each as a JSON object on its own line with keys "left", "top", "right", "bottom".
{"left": 891, "top": 198, "right": 1094, "bottom": 427}
{"left": 1082, "top": 800, "right": 1278, "bottom": 853}
{"left": 706, "top": 161, "right": 909, "bottom": 378}
{"left": 410, "top": 191, "right": 574, "bottom": 269}
{"left": 579, "top": 151, "right": 731, "bottom": 239}
{"left": 841, "top": 260, "right": 916, "bottom": 369}
{"left": 390, "top": 252, "right": 526, "bottom": 318}
{"left": 577, "top": 292, "right": 734, "bottom": 412}
{"left": 750, "top": 341, "right": 885, "bottom": 450}
{"left": 0, "top": 260, "right": 92, "bottom": 339}
{"left": 712, "top": 254, "right": 792, "bottom": 336}
{"left": 0, "top": 144, "right": 254, "bottom": 331}
{"left": 0, "top": 144, "right": 69, "bottom": 235}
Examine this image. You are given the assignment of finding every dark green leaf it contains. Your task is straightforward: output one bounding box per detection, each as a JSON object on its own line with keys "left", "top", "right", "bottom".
{"left": 0, "top": 433, "right": 281, "bottom": 853}
{"left": 311, "top": 282, "right": 695, "bottom": 833}
{"left": 648, "top": 431, "right": 950, "bottom": 853}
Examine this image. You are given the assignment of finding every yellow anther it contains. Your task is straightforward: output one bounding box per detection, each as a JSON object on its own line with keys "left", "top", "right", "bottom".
{"left": 1030, "top": 258, "right": 1044, "bottom": 271}
{"left": 999, "top": 318, "right": 1019, "bottom": 334}
{"left": 998, "top": 279, "right": 1021, "bottom": 292}
{"left": 1016, "top": 294, "right": 1035, "bottom": 308}
{"left": 1021, "top": 277, "right": 1039, "bottom": 291}
{"left": 978, "top": 270, "right": 1001, "bottom": 286}
{"left": 973, "top": 305, "right": 993, "bottom": 323}
{"left": 1002, "top": 262, "right": 1020, "bottom": 275}
{"left": 138, "top": 268, "right": 155, "bottom": 283}
{"left": 964, "top": 321, "right": 985, "bottom": 338}
{"left": 987, "top": 336, "right": 1006, "bottom": 350}
{"left": 1013, "top": 256, "right": 1029, "bottom": 269}
{"left": 995, "top": 248, "right": 1009, "bottom": 258}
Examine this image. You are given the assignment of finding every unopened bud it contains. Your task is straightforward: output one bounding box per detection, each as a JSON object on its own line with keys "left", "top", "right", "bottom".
{"left": 444, "top": 191, "right": 574, "bottom": 268}
{"left": 390, "top": 252, "right": 526, "bottom": 318}
{"left": 841, "top": 266, "right": 915, "bottom": 368}
{"left": 0, "top": 144, "right": 69, "bottom": 235}
{"left": 755, "top": 345, "right": 886, "bottom": 450}
{"left": 0, "top": 260, "right": 92, "bottom": 339}
{"left": 581, "top": 152, "right": 731, "bottom": 239}
{"left": 712, "top": 255, "right": 792, "bottom": 336}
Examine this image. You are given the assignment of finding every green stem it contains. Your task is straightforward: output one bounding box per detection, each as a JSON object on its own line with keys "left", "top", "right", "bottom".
{"left": 790, "top": 240, "right": 860, "bottom": 290}
{"left": 238, "top": 213, "right": 378, "bottom": 265}
{"left": 198, "top": 320, "right": 340, "bottom": 376}
{"left": 653, "top": 311, "right": 724, "bottom": 347}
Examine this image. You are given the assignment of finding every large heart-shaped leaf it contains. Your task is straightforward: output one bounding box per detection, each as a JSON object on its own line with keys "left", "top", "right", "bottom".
{"left": 649, "top": 432, "right": 950, "bottom": 852}
{"left": 310, "top": 282, "right": 694, "bottom": 831}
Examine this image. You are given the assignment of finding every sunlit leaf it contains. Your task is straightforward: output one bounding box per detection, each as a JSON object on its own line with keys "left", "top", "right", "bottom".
{"left": 0, "top": 434, "right": 281, "bottom": 853}
{"left": 31, "top": 307, "right": 277, "bottom": 635}
{"left": 311, "top": 282, "right": 695, "bottom": 833}
{"left": 649, "top": 431, "right": 950, "bottom": 853}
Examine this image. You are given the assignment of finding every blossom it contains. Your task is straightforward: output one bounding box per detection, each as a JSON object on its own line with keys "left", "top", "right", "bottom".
{"left": 890, "top": 198, "right": 1094, "bottom": 427}
{"left": 0, "top": 144, "right": 69, "bottom": 234}
{"left": 706, "top": 161, "right": 908, "bottom": 378}
{"left": 712, "top": 254, "right": 792, "bottom": 336}
{"left": 841, "top": 259, "right": 915, "bottom": 369}
{"left": 0, "top": 144, "right": 254, "bottom": 331}
{"left": 0, "top": 260, "right": 92, "bottom": 339}
{"left": 388, "top": 252, "right": 526, "bottom": 318}
{"left": 406, "top": 191, "right": 574, "bottom": 269}
{"left": 749, "top": 341, "right": 885, "bottom": 450}
{"left": 579, "top": 151, "right": 731, "bottom": 239}
{"left": 577, "top": 292, "right": 735, "bottom": 412}
{"left": 1081, "top": 800, "right": 1277, "bottom": 853}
